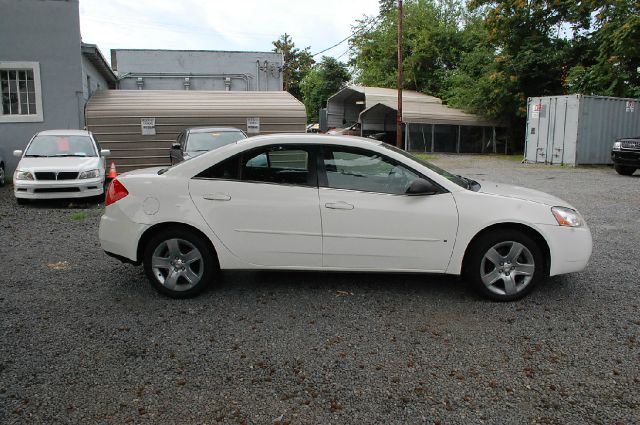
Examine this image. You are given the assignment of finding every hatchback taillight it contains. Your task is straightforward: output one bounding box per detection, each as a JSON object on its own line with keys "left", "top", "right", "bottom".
{"left": 105, "top": 178, "right": 129, "bottom": 206}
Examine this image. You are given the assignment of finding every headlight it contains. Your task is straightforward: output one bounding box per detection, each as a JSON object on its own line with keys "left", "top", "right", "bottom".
{"left": 15, "top": 170, "right": 34, "bottom": 180}
{"left": 78, "top": 169, "right": 100, "bottom": 179}
{"left": 551, "top": 206, "right": 584, "bottom": 227}
{"left": 612, "top": 141, "right": 622, "bottom": 151}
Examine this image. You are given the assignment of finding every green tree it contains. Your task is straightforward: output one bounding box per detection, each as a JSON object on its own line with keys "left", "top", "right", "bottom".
{"left": 350, "top": 0, "right": 468, "bottom": 97}
{"left": 566, "top": 0, "right": 640, "bottom": 97}
{"left": 272, "top": 33, "right": 315, "bottom": 100}
{"left": 300, "top": 56, "right": 351, "bottom": 122}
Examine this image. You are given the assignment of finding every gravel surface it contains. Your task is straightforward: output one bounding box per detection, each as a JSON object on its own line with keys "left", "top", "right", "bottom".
{"left": 1, "top": 156, "right": 639, "bottom": 424}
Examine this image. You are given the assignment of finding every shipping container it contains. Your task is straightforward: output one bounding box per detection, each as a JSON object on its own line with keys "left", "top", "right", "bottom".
{"left": 85, "top": 90, "right": 306, "bottom": 172}
{"left": 525, "top": 95, "right": 640, "bottom": 165}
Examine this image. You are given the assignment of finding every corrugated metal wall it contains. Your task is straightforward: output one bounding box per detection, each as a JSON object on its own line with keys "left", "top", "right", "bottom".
{"left": 526, "top": 95, "right": 640, "bottom": 165}
{"left": 85, "top": 90, "right": 306, "bottom": 171}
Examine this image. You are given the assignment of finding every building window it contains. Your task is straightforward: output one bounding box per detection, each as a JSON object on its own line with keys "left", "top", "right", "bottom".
{"left": 0, "top": 62, "right": 43, "bottom": 123}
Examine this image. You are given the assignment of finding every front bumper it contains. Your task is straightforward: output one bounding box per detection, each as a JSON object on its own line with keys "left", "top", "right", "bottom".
{"left": 611, "top": 150, "right": 640, "bottom": 167}
{"left": 14, "top": 177, "right": 105, "bottom": 199}
{"left": 541, "top": 224, "right": 593, "bottom": 276}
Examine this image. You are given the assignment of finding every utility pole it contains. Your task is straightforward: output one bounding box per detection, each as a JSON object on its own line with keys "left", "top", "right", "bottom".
{"left": 396, "top": 0, "right": 404, "bottom": 149}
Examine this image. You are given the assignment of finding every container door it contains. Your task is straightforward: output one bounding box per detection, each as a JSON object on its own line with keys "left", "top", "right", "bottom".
{"left": 526, "top": 98, "right": 550, "bottom": 163}
{"left": 548, "top": 98, "right": 563, "bottom": 164}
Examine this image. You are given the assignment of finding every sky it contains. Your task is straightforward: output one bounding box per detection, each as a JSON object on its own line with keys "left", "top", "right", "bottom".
{"left": 79, "top": 0, "right": 381, "bottom": 65}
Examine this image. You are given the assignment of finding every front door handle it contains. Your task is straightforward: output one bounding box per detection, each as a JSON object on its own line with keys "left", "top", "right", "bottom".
{"left": 325, "top": 201, "right": 354, "bottom": 210}
{"left": 203, "top": 193, "right": 231, "bottom": 201}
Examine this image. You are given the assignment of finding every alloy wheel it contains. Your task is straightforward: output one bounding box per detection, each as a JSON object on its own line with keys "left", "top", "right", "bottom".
{"left": 151, "top": 238, "right": 204, "bottom": 291}
{"left": 480, "top": 241, "right": 535, "bottom": 296}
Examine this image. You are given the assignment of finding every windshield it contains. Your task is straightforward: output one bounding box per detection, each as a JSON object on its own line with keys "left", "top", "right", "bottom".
{"left": 186, "top": 131, "right": 246, "bottom": 153}
{"left": 25, "top": 135, "right": 96, "bottom": 157}
{"left": 380, "top": 143, "right": 471, "bottom": 189}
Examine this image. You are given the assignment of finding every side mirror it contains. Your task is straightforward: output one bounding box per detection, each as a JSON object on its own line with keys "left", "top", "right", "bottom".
{"left": 171, "top": 143, "right": 181, "bottom": 149}
{"left": 13, "top": 150, "right": 23, "bottom": 157}
{"left": 406, "top": 178, "right": 438, "bottom": 196}
{"left": 100, "top": 149, "right": 111, "bottom": 156}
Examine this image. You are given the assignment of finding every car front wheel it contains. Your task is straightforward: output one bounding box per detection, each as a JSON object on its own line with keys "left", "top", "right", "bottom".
{"left": 143, "top": 227, "right": 217, "bottom": 298}
{"left": 614, "top": 165, "right": 636, "bottom": 176}
{"left": 464, "top": 229, "right": 544, "bottom": 301}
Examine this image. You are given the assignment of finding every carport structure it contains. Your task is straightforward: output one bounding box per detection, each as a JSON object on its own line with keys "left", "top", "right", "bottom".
{"left": 326, "top": 85, "right": 507, "bottom": 153}
{"left": 85, "top": 90, "right": 306, "bottom": 172}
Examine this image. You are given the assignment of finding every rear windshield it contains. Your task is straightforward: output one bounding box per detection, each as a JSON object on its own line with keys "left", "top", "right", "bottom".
{"left": 186, "top": 131, "right": 246, "bottom": 153}
{"left": 25, "top": 135, "right": 96, "bottom": 157}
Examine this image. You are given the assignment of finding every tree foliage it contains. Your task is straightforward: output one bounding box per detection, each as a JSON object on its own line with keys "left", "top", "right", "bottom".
{"left": 348, "top": 0, "right": 640, "bottom": 144}
{"left": 300, "top": 56, "right": 351, "bottom": 122}
{"left": 350, "top": 0, "right": 466, "bottom": 97}
{"left": 272, "top": 33, "right": 315, "bottom": 100}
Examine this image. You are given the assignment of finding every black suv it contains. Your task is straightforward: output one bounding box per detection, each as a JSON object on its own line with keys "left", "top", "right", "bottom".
{"left": 611, "top": 137, "right": 640, "bottom": 176}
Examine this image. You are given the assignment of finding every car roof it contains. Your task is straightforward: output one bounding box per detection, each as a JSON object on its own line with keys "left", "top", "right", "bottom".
{"left": 237, "top": 133, "right": 384, "bottom": 147}
{"left": 187, "top": 127, "right": 245, "bottom": 134}
{"left": 36, "top": 129, "right": 92, "bottom": 136}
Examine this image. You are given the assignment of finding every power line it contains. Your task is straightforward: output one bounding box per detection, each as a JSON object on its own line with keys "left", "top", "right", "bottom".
{"left": 311, "top": 15, "right": 381, "bottom": 57}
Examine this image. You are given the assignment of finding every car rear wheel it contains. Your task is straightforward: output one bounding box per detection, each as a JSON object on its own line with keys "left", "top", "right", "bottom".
{"left": 614, "top": 165, "right": 636, "bottom": 176}
{"left": 143, "top": 227, "right": 217, "bottom": 298}
{"left": 464, "top": 229, "right": 544, "bottom": 301}
{"left": 0, "top": 163, "right": 5, "bottom": 186}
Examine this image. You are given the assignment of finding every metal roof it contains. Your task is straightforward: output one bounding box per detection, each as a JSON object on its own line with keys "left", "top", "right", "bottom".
{"left": 328, "top": 85, "right": 496, "bottom": 127}
{"left": 81, "top": 43, "right": 117, "bottom": 87}
{"left": 85, "top": 90, "right": 306, "bottom": 118}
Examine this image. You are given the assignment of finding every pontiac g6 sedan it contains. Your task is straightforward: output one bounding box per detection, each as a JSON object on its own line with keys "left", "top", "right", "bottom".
{"left": 99, "top": 134, "right": 592, "bottom": 301}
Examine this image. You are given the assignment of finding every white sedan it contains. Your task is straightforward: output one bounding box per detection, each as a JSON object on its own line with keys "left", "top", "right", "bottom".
{"left": 13, "top": 129, "right": 110, "bottom": 204}
{"left": 99, "top": 134, "right": 592, "bottom": 301}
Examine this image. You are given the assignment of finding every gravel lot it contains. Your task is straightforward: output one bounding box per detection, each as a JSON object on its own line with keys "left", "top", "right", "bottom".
{"left": 1, "top": 156, "right": 639, "bottom": 424}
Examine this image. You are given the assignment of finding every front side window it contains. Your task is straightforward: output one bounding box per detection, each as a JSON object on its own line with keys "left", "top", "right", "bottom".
{"left": 0, "top": 62, "right": 42, "bottom": 122}
{"left": 25, "top": 135, "right": 97, "bottom": 157}
{"left": 195, "top": 145, "right": 314, "bottom": 187}
{"left": 322, "top": 147, "right": 421, "bottom": 195}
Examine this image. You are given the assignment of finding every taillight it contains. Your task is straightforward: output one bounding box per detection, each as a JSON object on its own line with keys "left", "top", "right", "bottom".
{"left": 105, "top": 178, "right": 129, "bottom": 206}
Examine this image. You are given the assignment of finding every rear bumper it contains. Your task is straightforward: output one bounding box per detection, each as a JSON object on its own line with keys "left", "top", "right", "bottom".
{"left": 99, "top": 205, "right": 149, "bottom": 263}
{"left": 612, "top": 151, "right": 640, "bottom": 167}
{"left": 14, "top": 177, "right": 104, "bottom": 199}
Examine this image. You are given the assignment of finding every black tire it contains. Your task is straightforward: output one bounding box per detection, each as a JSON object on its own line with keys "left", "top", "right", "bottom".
{"left": 16, "top": 197, "right": 29, "bottom": 206}
{"left": 143, "top": 227, "right": 217, "bottom": 298}
{"left": 614, "top": 165, "right": 636, "bottom": 176}
{"left": 0, "top": 163, "right": 5, "bottom": 186}
{"left": 463, "top": 229, "right": 545, "bottom": 301}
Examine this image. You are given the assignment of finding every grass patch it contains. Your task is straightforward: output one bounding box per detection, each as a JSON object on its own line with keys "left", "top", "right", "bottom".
{"left": 413, "top": 153, "right": 438, "bottom": 161}
{"left": 475, "top": 154, "right": 524, "bottom": 162}
{"left": 67, "top": 208, "right": 103, "bottom": 221}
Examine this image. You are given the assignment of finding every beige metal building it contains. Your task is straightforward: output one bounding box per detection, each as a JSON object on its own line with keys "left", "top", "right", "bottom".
{"left": 326, "top": 85, "right": 507, "bottom": 153}
{"left": 85, "top": 90, "right": 306, "bottom": 171}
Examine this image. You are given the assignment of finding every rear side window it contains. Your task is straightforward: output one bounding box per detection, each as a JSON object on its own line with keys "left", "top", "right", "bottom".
{"left": 195, "top": 145, "right": 315, "bottom": 187}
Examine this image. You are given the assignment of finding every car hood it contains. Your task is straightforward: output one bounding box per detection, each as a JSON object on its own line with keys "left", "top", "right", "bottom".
{"left": 477, "top": 180, "right": 574, "bottom": 208}
{"left": 17, "top": 156, "right": 101, "bottom": 171}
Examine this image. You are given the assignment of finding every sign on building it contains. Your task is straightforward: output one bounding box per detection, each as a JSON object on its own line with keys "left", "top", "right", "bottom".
{"left": 247, "top": 117, "right": 260, "bottom": 134}
{"left": 141, "top": 118, "right": 156, "bottom": 135}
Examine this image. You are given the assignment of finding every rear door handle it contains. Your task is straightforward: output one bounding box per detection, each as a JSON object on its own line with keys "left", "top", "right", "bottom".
{"left": 203, "top": 193, "right": 231, "bottom": 201}
{"left": 325, "top": 201, "right": 354, "bottom": 210}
